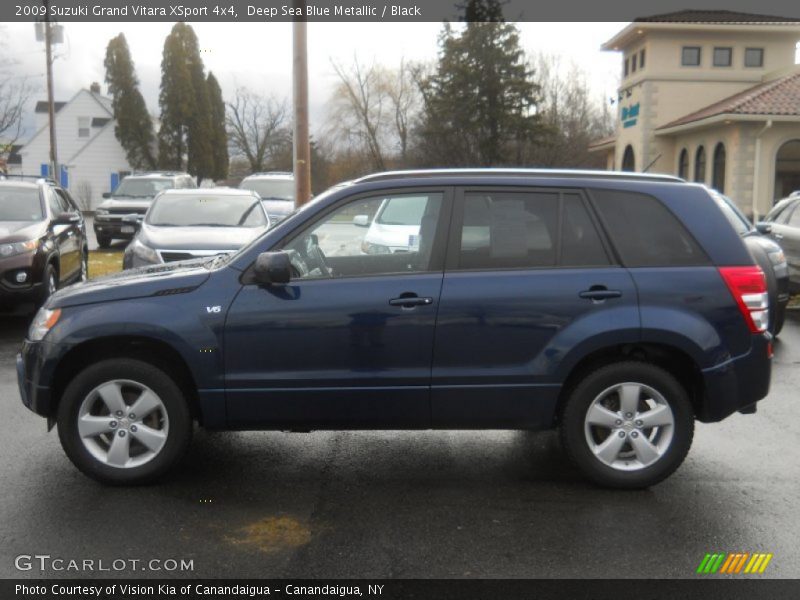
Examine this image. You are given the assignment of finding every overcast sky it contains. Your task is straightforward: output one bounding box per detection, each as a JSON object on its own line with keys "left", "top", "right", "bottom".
{"left": 2, "top": 21, "right": 624, "bottom": 141}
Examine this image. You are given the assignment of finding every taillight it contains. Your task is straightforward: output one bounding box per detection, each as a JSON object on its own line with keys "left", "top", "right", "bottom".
{"left": 719, "top": 266, "right": 769, "bottom": 333}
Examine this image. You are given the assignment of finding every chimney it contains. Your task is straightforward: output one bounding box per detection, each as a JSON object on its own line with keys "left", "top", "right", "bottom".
{"left": 89, "top": 82, "right": 101, "bottom": 94}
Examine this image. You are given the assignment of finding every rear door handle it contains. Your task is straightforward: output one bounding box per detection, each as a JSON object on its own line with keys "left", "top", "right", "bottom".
{"left": 579, "top": 288, "right": 622, "bottom": 301}
{"left": 389, "top": 295, "right": 433, "bottom": 308}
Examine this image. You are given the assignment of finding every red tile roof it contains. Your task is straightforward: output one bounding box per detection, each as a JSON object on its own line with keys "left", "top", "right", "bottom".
{"left": 658, "top": 71, "right": 800, "bottom": 130}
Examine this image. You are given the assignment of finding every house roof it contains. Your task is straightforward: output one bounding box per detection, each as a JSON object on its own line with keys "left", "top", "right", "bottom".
{"left": 658, "top": 71, "right": 800, "bottom": 131}
{"left": 587, "top": 135, "right": 617, "bottom": 152}
{"left": 634, "top": 10, "right": 797, "bottom": 23}
{"left": 34, "top": 101, "right": 66, "bottom": 114}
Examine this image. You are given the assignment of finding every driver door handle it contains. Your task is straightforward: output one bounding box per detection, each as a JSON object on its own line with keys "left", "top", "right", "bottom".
{"left": 389, "top": 295, "right": 433, "bottom": 308}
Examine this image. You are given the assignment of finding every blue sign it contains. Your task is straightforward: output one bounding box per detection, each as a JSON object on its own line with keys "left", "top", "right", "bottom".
{"left": 621, "top": 102, "right": 640, "bottom": 128}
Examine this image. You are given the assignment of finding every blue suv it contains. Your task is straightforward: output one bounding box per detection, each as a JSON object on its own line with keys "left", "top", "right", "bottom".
{"left": 17, "top": 170, "right": 773, "bottom": 488}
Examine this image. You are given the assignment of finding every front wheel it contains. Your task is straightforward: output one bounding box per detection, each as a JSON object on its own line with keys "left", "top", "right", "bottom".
{"left": 560, "top": 362, "right": 694, "bottom": 489}
{"left": 57, "top": 359, "right": 192, "bottom": 485}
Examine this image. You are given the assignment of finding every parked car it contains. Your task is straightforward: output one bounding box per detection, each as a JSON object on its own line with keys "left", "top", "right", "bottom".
{"left": 18, "top": 169, "right": 773, "bottom": 488}
{"left": 239, "top": 172, "right": 295, "bottom": 224}
{"left": 706, "top": 189, "right": 789, "bottom": 335}
{"left": 122, "top": 188, "right": 270, "bottom": 269}
{"left": 757, "top": 195, "right": 800, "bottom": 296}
{"left": 94, "top": 172, "right": 196, "bottom": 248}
{"left": 1, "top": 177, "right": 87, "bottom": 310}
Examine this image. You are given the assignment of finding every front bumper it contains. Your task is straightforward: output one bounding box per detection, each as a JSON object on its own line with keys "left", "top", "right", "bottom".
{"left": 698, "top": 333, "right": 772, "bottom": 422}
{"left": 93, "top": 217, "right": 142, "bottom": 240}
{"left": 17, "top": 340, "right": 54, "bottom": 418}
{"left": 0, "top": 253, "right": 43, "bottom": 307}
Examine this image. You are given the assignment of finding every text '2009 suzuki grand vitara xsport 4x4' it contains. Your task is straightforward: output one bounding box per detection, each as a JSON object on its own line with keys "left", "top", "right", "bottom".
{"left": 18, "top": 170, "right": 772, "bottom": 488}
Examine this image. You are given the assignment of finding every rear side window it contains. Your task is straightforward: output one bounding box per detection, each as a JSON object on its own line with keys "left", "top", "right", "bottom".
{"left": 457, "top": 190, "right": 610, "bottom": 270}
{"left": 590, "top": 189, "right": 709, "bottom": 267}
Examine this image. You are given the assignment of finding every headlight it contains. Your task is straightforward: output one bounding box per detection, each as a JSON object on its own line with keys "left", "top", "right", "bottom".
{"left": 768, "top": 250, "right": 786, "bottom": 266}
{"left": 131, "top": 239, "right": 160, "bottom": 263}
{"left": 0, "top": 239, "right": 38, "bottom": 258}
{"left": 361, "top": 240, "right": 390, "bottom": 255}
{"left": 95, "top": 208, "right": 110, "bottom": 216}
{"left": 28, "top": 308, "right": 61, "bottom": 341}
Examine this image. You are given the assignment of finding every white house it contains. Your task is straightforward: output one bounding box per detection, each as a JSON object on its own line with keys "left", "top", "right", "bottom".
{"left": 19, "top": 88, "right": 134, "bottom": 210}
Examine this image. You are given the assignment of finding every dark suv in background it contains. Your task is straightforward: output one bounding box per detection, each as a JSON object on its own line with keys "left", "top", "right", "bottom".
{"left": 93, "top": 172, "right": 196, "bottom": 247}
{"left": 1, "top": 177, "right": 87, "bottom": 310}
{"left": 17, "top": 170, "right": 772, "bottom": 489}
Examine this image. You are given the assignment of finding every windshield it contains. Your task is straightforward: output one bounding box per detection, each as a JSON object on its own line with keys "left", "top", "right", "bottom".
{"left": 240, "top": 178, "right": 294, "bottom": 201}
{"left": 0, "top": 187, "right": 44, "bottom": 221}
{"left": 375, "top": 196, "right": 428, "bottom": 226}
{"left": 711, "top": 193, "right": 751, "bottom": 235}
{"left": 147, "top": 194, "right": 267, "bottom": 227}
{"left": 114, "top": 178, "right": 175, "bottom": 198}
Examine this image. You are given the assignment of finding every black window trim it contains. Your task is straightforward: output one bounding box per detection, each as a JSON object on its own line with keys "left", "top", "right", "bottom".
{"left": 584, "top": 187, "right": 712, "bottom": 268}
{"left": 713, "top": 47, "right": 733, "bottom": 67}
{"left": 241, "top": 185, "right": 454, "bottom": 285}
{"left": 444, "top": 185, "right": 618, "bottom": 273}
{"left": 744, "top": 47, "right": 764, "bottom": 68}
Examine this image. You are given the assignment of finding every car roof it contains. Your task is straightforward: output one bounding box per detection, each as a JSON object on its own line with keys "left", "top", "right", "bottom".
{"left": 242, "top": 172, "right": 294, "bottom": 180}
{"left": 124, "top": 171, "right": 189, "bottom": 179}
{"left": 158, "top": 187, "right": 258, "bottom": 197}
{"left": 0, "top": 180, "right": 42, "bottom": 190}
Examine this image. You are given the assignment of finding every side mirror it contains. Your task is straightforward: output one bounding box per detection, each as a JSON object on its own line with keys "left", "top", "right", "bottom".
{"left": 55, "top": 211, "right": 81, "bottom": 225}
{"left": 254, "top": 251, "right": 291, "bottom": 285}
{"left": 102, "top": 192, "right": 111, "bottom": 199}
{"left": 353, "top": 215, "right": 370, "bottom": 227}
{"left": 755, "top": 222, "right": 772, "bottom": 235}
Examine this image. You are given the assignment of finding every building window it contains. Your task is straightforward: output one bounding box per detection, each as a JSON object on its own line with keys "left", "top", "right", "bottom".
{"left": 631, "top": 53, "right": 637, "bottom": 72}
{"left": 695, "top": 146, "right": 707, "bottom": 183}
{"left": 639, "top": 48, "right": 646, "bottom": 69}
{"left": 713, "top": 47, "right": 732, "bottom": 67}
{"left": 624, "top": 58, "right": 629, "bottom": 77}
{"left": 678, "top": 148, "right": 689, "bottom": 179}
{"left": 77, "top": 117, "right": 90, "bottom": 138}
{"left": 745, "top": 48, "right": 764, "bottom": 67}
{"left": 622, "top": 145, "right": 636, "bottom": 172}
{"left": 682, "top": 46, "right": 701, "bottom": 66}
{"left": 712, "top": 143, "right": 726, "bottom": 193}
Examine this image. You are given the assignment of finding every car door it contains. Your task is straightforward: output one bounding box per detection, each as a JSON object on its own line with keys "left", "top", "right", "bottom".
{"left": 431, "top": 186, "right": 640, "bottom": 428}
{"left": 223, "top": 188, "right": 452, "bottom": 429}
{"left": 45, "top": 188, "right": 79, "bottom": 281}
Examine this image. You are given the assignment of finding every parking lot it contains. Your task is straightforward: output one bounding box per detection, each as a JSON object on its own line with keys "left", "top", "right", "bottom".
{"left": 0, "top": 307, "right": 798, "bottom": 579}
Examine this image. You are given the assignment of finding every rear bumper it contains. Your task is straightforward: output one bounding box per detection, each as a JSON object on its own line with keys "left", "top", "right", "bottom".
{"left": 698, "top": 333, "right": 772, "bottom": 422}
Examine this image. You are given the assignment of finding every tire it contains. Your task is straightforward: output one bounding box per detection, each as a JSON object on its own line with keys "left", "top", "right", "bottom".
{"left": 560, "top": 361, "right": 694, "bottom": 489}
{"left": 79, "top": 251, "right": 89, "bottom": 282}
{"left": 772, "top": 303, "right": 785, "bottom": 337}
{"left": 38, "top": 263, "right": 58, "bottom": 306}
{"left": 96, "top": 234, "right": 112, "bottom": 248}
{"left": 56, "top": 359, "right": 192, "bottom": 485}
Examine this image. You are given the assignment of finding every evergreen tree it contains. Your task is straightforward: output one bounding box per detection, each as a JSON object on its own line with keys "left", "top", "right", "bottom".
{"left": 157, "top": 23, "right": 213, "bottom": 182}
{"left": 206, "top": 72, "right": 229, "bottom": 181}
{"left": 416, "top": 0, "right": 543, "bottom": 166}
{"left": 104, "top": 33, "right": 156, "bottom": 170}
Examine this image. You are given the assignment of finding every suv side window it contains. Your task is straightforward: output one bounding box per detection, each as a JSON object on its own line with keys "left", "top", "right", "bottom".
{"left": 590, "top": 189, "right": 709, "bottom": 267}
{"left": 54, "top": 189, "right": 74, "bottom": 213}
{"left": 46, "top": 188, "right": 64, "bottom": 217}
{"left": 787, "top": 201, "right": 800, "bottom": 227}
{"left": 282, "top": 192, "right": 444, "bottom": 279}
{"left": 456, "top": 190, "right": 609, "bottom": 270}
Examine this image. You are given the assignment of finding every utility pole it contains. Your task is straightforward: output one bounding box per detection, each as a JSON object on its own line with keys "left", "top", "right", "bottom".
{"left": 42, "top": 0, "right": 58, "bottom": 181}
{"left": 292, "top": 2, "right": 311, "bottom": 206}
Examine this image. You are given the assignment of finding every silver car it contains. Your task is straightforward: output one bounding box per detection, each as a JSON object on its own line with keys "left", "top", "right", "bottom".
{"left": 122, "top": 188, "right": 269, "bottom": 269}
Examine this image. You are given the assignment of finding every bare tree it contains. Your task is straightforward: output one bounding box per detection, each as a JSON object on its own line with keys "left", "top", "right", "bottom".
{"left": 526, "top": 52, "right": 614, "bottom": 168}
{"left": 226, "top": 87, "right": 290, "bottom": 173}
{"left": 382, "top": 59, "right": 419, "bottom": 164}
{"left": 0, "top": 28, "right": 33, "bottom": 163}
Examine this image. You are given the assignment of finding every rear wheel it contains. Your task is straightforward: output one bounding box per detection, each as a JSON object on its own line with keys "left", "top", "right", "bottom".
{"left": 56, "top": 359, "right": 192, "bottom": 485}
{"left": 560, "top": 361, "right": 694, "bottom": 489}
{"left": 772, "top": 303, "right": 785, "bottom": 336}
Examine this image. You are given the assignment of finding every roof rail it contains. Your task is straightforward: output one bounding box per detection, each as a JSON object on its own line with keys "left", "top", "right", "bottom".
{"left": 1, "top": 174, "right": 57, "bottom": 185}
{"left": 354, "top": 168, "right": 685, "bottom": 184}
{"left": 245, "top": 171, "right": 294, "bottom": 177}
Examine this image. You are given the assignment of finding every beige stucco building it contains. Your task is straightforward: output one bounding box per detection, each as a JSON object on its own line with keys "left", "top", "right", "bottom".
{"left": 590, "top": 10, "right": 800, "bottom": 219}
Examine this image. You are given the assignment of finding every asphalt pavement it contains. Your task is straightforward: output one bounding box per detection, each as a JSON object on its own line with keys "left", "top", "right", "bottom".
{"left": 1, "top": 311, "right": 799, "bottom": 579}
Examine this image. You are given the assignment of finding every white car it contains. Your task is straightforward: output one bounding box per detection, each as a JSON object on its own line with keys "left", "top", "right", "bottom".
{"left": 354, "top": 195, "right": 428, "bottom": 254}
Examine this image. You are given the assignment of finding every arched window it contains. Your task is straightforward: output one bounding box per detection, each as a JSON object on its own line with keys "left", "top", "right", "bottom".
{"left": 622, "top": 145, "right": 635, "bottom": 172}
{"left": 678, "top": 148, "right": 689, "bottom": 179}
{"left": 694, "top": 146, "right": 706, "bottom": 183}
{"left": 774, "top": 139, "right": 800, "bottom": 201}
{"left": 712, "top": 143, "right": 726, "bottom": 193}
